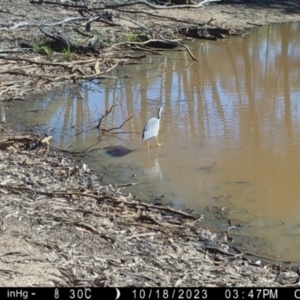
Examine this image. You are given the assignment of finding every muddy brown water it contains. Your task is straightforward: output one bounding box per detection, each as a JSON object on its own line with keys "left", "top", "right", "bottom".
{"left": 5, "top": 22, "right": 300, "bottom": 264}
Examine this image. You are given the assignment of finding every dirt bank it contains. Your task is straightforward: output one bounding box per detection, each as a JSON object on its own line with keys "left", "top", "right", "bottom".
{"left": 1, "top": 0, "right": 300, "bottom": 100}
{"left": 1, "top": 0, "right": 300, "bottom": 287}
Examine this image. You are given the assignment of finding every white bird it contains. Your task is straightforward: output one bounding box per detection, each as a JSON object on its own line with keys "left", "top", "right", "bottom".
{"left": 142, "top": 107, "right": 163, "bottom": 150}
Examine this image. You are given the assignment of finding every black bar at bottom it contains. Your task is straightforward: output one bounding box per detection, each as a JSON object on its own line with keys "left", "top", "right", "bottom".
{"left": 0, "top": 287, "right": 299, "bottom": 300}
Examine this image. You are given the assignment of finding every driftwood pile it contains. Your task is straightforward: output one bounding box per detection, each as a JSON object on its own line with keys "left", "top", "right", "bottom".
{"left": 0, "top": 122, "right": 298, "bottom": 286}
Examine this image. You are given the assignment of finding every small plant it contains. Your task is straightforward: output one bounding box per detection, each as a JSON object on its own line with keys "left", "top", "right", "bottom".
{"left": 33, "top": 43, "right": 41, "bottom": 54}
{"left": 41, "top": 43, "right": 53, "bottom": 56}
{"left": 63, "top": 45, "right": 72, "bottom": 61}
{"left": 126, "top": 33, "right": 138, "bottom": 42}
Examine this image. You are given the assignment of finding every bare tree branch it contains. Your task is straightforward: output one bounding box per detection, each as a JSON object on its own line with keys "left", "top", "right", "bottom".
{"left": 102, "top": 115, "right": 134, "bottom": 133}
{"left": 95, "top": 104, "right": 118, "bottom": 130}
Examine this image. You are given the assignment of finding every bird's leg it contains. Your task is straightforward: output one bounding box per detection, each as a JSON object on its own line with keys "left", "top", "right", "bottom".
{"left": 156, "top": 136, "right": 161, "bottom": 147}
{"left": 144, "top": 140, "right": 150, "bottom": 150}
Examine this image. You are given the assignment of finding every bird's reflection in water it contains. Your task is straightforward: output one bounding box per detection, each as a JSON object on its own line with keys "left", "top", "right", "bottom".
{"left": 143, "top": 153, "right": 162, "bottom": 181}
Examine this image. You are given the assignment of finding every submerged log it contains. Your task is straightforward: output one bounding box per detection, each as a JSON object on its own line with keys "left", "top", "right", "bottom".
{"left": 146, "top": 40, "right": 178, "bottom": 49}
{"left": 179, "top": 26, "right": 248, "bottom": 40}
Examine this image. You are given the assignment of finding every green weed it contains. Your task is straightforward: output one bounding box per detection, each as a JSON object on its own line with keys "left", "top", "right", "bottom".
{"left": 41, "top": 43, "right": 53, "bottom": 56}
{"left": 63, "top": 45, "right": 72, "bottom": 61}
{"left": 126, "top": 33, "right": 138, "bottom": 42}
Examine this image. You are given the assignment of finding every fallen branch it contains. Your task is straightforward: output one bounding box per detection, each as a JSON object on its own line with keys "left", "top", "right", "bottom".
{"left": 1, "top": 56, "right": 97, "bottom": 66}
{"left": 275, "top": 214, "right": 284, "bottom": 225}
{"left": 104, "top": 0, "right": 218, "bottom": 10}
{"left": 76, "top": 61, "right": 122, "bottom": 80}
{"left": 84, "top": 12, "right": 118, "bottom": 29}
{"left": 0, "top": 17, "right": 89, "bottom": 30}
{"left": 29, "top": 0, "right": 88, "bottom": 9}
{"left": 53, "top": 216, "right": 116, "bottom": 243}
{"left": 0, "top": 185, "right": 199, "bottom": 220}
{"left": 106, "top": 39, "right": 179, "bottom": 52}
{"left": 37, "top": 26, "right": 98, "bottom": 54}
{"left": 115, "top": 14, "right": 198, "bottom": 61}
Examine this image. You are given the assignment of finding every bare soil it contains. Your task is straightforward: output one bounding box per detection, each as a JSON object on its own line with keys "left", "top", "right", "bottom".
{"left": 1, "top": 0, "right": 300, "bottom": 287}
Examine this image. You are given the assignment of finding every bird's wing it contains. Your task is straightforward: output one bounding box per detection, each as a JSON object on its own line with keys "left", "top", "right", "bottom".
{"left": 142, "top": 118, "right": 158, "bottom": 140}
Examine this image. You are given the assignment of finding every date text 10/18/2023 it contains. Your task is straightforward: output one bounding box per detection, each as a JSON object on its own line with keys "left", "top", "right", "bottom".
{"left": 131, "top": 288, "right": 297, "bottom": 300}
